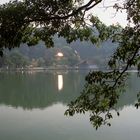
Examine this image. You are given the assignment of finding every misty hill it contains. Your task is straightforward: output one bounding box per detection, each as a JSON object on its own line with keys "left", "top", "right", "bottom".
{"left": 54, "top": 36, "right": 117, "bottom": 60}
{"left": 0, "top": 36, "right": 118, "bottom": 68}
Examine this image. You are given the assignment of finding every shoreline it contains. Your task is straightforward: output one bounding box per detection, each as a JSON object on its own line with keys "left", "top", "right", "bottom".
{"left": 0, "top": 67, "right": 138, "bottom": 73}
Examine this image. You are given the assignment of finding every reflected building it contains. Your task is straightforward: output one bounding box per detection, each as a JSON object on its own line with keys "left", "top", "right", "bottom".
{"left": 57, "top": 75, "right": 63, "bottom": 91}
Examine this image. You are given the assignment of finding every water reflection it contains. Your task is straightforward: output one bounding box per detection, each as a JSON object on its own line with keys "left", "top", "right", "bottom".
{"left": 58, "top": 75, "right": 63, "bottom": 91}
{"left": 0, "top": 71, "right": 140, "bottom": 140}
{"left": 0, "top": 71, "right": 85, "bottom": 109}
{"left": 0, "top": 71, "right": 139, "bottom": 110}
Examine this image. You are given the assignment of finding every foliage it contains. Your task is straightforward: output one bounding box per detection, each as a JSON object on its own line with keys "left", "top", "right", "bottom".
{"left": 0, "top": 0, "right": 140, "bottom": 129}
{"left": 0, "top": 0, "right": 101, "bottom": 53}
{"left": 65, "top": 0, "right": 140, "bottom": 129}
{"left": 0, "top": 51, "right": 30, "bottom": 68}
{"left": 0, "top": 44, "right": 81, "bottom": 68}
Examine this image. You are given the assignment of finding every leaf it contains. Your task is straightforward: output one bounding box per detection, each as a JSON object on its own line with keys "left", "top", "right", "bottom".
{"left": 0, "top": 51, "right": 3, "bottom": 57}
{"left": 117, "top": 112, "right": 120, "bottom": 116}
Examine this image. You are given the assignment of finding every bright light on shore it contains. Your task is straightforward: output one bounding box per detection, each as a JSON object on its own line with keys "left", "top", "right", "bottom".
{"left": 56, "top": 52, "right": 64, "bottom": 57}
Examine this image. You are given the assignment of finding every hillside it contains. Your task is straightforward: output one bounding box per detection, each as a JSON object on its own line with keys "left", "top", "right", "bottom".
{"left": 0, "top": 36, "right": 118, "bottom": 69}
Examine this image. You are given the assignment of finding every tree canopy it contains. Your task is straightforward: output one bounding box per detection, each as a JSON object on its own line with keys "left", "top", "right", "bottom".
{"left": 0, "top": 0, "right": 140, "bottom": 129}
{"left": 0, "top": 0, "right": 102, "bottom": 50}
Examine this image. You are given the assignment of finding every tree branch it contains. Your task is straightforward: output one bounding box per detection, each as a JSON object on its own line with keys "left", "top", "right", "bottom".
{"left": 27, "top": 0, "right": 102, "bottom": 23}
{"left": 112, "top": 46, "right": 140, "bottom": 88}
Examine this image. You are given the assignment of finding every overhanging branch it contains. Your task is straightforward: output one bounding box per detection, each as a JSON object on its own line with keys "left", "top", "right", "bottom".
{"left": 27, "top": 0, "right": 102, "bottom": 23}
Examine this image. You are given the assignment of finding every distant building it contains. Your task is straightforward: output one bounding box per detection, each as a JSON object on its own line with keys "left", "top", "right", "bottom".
{"left": 75, "top": 60, "right": 98, "bottom": 70}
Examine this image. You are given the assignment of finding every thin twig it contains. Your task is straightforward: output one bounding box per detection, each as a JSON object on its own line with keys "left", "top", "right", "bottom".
{"left": 112, "top": 46, "right": 140, "bottom": 88}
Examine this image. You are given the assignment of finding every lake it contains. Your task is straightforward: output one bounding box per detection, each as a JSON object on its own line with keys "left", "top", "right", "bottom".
{"left": 0, "top": 70, "right": 140, "bottom": 140}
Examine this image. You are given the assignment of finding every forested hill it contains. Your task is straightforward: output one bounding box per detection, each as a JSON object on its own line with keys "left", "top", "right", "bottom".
{"left": 0, "top": 36, "right": 118, "bottom": 68}
{"left": 54, "top": 36, "right": 117, "bottom": 60}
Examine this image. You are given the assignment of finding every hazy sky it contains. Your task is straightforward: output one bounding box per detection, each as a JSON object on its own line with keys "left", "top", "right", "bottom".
{"left": 0, "top": 0, "right": 127, "bottom": 27}
{"left": 87, "top": 0, "right": 127, "bottom": 27}
{"left": 0, "top": 0, "right": 9, "bottom": 4}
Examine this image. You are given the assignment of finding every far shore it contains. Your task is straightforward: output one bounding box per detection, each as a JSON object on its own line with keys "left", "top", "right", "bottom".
{"left": 0, "top": 67, "right": 138, "bottom": 73}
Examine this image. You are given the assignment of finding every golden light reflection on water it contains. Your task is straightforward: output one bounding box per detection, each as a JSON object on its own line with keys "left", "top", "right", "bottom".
{"left": 58, "top": 75, "right": 63, "bottom": 91}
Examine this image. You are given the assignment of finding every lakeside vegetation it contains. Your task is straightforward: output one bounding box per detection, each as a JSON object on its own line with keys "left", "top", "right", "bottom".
{"left": 0, "top": 36, "right": 117, "bottom": 70}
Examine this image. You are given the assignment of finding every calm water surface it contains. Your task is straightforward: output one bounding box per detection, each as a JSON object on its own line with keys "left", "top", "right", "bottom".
{"left": 0, "top": 70, "right": 140, "bottom": 140}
